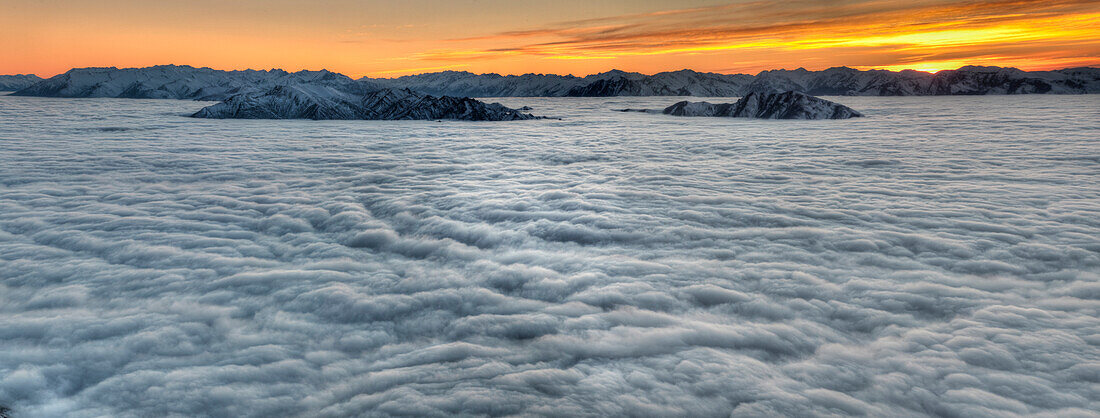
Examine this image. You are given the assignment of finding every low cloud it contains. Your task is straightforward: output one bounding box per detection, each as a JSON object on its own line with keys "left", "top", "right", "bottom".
{"left": 0, "top": 96, "right": 1098, "bottom": 416}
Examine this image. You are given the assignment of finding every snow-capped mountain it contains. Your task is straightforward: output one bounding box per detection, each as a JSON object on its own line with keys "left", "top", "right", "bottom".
{"left": 745, "top": 66, "right": 1100, "bottom": 95}
{"left": 364, "top": 69, "right": 754, "bottom": 97}
{"left": 565, "top": 69, "right": 753, "bottom": 97}
{"left": 374, "top": 66, "right": 1099, "bottom": 97}
{"left": 925, "top": 66, "right": 1100, "bottom": 94}
{"left": 12, "top": 65, "right": 1100, "bottom": 101}
{"left": 192, "top": 85, "right": 538, "bottom": 121}
{"left": 12, "top": 65, "right": 371, "bottom": 101}
{"left": 366, "top": 71, "right": 583, "bottom": 97}
{"left": 745, "top": 67, "right": 931, "bottom": 96}
{"left": 0, "top": 74, "right": 42, "bottom": 91}
{"left": 658, "top": 91, "right": 863, "bottom": 119}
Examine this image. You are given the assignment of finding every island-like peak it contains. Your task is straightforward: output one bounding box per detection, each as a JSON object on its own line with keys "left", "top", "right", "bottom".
{"left": 0, "top": 74, "right": 43, "bottom": 91}
{"left": 662, "top": 91, "right": 863, "bottom": 119}
{"left": 191, "top": 85, "right": 540, "bottom": 121}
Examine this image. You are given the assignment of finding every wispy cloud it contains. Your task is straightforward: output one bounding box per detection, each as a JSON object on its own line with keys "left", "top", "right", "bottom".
{"left": 417, "top": 0, "right": 1100, "bottom": 71}
{"left": 370, "top": 64, "right": 469, "bottom": 75}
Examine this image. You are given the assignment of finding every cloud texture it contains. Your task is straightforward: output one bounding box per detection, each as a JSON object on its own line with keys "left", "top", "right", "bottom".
{"left": 0, "top": 95, "right": 1098, "bottom": 417}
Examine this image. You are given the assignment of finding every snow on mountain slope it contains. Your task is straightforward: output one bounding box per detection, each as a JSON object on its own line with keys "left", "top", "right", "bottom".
{"left": 192, "top": 85, "right": 539, "bottom": 121}
{"left": 746, "top": 67, "right": 930, "bottom": 96}
{"left": 367, "top": 69, "right": 754, "bottom": 98}
{"left": 13, "top": 65, "right": 369, "bottom": 101}
{"left": 0, "top": 74, "right": 42, "bottom": 92}
{"left": 1050, "top": 67, "right": 1100, "bottom": 93}
{"left": 366, "top": 71, "right": 584, "bottom": 97}
{"left": 927, "top": 66, "right": 1100, "bottom": 94}
{"left": 191, "top": 84, "right": 366, "bottom": 119}
{"left": 662, "top": 91, "right": 863, "bottom": 119}
{"left": 14, "top": 65, "right": 1100, "bottom": 100}
{"left": 565, "top": 69, "right": 752, "bottom": 96}
{"left": 745, "top": 66, "right": 1100, "bottom": 96}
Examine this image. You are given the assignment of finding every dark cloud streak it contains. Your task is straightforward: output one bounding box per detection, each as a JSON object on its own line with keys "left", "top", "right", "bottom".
{"left": 424, "top": 0, "right": 1100, "bottom": 69}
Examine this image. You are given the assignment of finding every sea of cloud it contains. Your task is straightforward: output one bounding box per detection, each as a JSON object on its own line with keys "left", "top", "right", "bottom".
{"left": 0, "top": 94, "right": 1098, "bottom": 417}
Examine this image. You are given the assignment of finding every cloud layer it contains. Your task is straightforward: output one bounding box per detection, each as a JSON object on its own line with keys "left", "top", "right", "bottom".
{"left": 1, "top": 95, "right": 1098, "bottom": 417}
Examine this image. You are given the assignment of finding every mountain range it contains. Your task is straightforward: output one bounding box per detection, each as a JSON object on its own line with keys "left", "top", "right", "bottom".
{"left": 10, "top": 66, "right": 368, "bottom": 100}
{"left": 7, "top": 65, "right": 1100, "bottom": 100}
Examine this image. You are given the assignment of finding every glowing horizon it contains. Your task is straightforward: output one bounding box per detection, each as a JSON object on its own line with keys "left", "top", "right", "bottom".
{"left": 3, "top": 0, "right": 1098, "bottom": 78}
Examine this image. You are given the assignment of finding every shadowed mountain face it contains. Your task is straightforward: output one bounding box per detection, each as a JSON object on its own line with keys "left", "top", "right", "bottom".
{"left": 563, "top": 70, "right": 752, "bottom": 97}
{"left": 743, "top": 66, "right": 1100, "bottom": 96}
{"left": 10, "top": 65, "right": 1100, "bottom": 100}
{"left": 567, "top": 77, "right": 653, "bottom": 97}
{"left": 662, "top": 91, "right": 863, "bottom": 119}
{"left": 191, "top": 86, "right": 538, "bottom": 121}
{"left": 365, "top": 71, "right": 583, "bottom": 97}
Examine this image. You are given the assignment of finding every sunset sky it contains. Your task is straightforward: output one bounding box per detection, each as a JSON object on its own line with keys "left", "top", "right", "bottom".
{"left": 3, "top": 0, "right": 1098, "bottom": 78}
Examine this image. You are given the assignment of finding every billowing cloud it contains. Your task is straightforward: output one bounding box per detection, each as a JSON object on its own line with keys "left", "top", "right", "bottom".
{"left": 0, "top": 94, "right": 1098, "bottom": 416}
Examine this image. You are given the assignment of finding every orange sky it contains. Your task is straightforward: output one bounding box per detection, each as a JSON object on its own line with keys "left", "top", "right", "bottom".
{"left": 2, "top": 0, "right": 1098, "bottom": 78}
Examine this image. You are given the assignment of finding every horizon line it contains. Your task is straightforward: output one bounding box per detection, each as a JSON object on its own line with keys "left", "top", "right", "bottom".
{"left": 11, "top": 63, "right": 1099, "bottom": 80}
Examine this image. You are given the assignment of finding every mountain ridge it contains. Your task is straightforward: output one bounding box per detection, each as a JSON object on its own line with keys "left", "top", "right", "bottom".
{"left": 191, "top": 85, "right": 539, "bottom": 121}
{"left": 9, "top": 64, "right": 1100, "bottom": 99}
{"left": 0, "top": 74, "right": 42, "bottom": 91}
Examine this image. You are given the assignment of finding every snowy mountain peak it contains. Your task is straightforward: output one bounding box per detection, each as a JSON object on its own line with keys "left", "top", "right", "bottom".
{"left": 662, "top": 91, "right": 863, "bottom": 119}
{"left": 0, "top": 74, "right": 42, "bottom": 91}
{"left": 10, "top": 65, "right": 1100, "bottom": 100}
{"left": 13, "top": 65, "right": 366, "bottom": 100}
{"left": 192, "top": 85, "right": 540, "bottom": 121}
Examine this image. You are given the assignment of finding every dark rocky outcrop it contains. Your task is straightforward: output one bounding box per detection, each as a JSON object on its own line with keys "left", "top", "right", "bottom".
{"left": 191, "top": 86, "right": 538, "bottom": 121}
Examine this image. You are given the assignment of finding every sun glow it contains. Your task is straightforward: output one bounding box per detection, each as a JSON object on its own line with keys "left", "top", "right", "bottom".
{"left": 2, "top": 0, "right": 1098, "bottom": 77}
